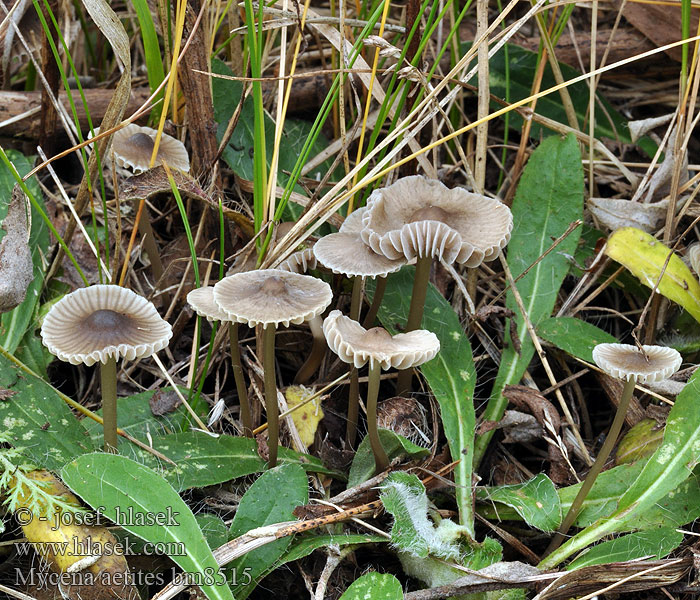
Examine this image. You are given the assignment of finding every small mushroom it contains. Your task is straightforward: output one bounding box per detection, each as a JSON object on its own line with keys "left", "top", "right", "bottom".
{"left": 187, "top": 286, "right": 253, "bottom": 436}
{"left": 314, "top": 207, "right": 406, "bottom": 444}
{"left": 213, "top": 269, "right": 332, "bottom": 467}
{"left": 111, "top": 124, "right": 190, "bottom": 174}
{"left": 549, "top": 342, "right": 682, "bottom": 552}
{"left": 41, "top": 285, "right": 172, "bottom": 452}
{"left": 688, "top": 243, "right": 700, "bottom": 277}
{"left": 323, "top": 310, "right": 439, "bottom": 473}
{"left": 361, "top": 175, "right": 512, "bottom": 394}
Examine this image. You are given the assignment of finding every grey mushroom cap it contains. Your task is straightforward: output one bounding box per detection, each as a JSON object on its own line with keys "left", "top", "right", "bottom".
{"left": 322, "top": 309, "right": 440, "bottom": 370}
{"left": 213, "top": 269, "right": 333, "bottom": 328}
{"left": 314, "top": 208, "right": 406, "bottom": 279}
{"left": 278, "top": 248, "right": 318, "bottom": 274}
{"left": 41, "top": 285, "right": 172, "bottom": 367}
{"left": 111, "top": 124, "right": 190, "bottom": 174}
{"left": 361, "top": 175, "right": 512, "bottom": 266}
{"left": 592, "top": 343, "right": 682, "bottom": 383}
{"left": 688, "top": 243, "right": 700, "bottom": 276}
{"left": 187, "top": 286, "right": 230, "bottom": 322}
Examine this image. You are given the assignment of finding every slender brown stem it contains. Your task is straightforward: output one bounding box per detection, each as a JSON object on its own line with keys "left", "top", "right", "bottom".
{"left": 100, "top": 357, "right": 118, "bottom": 453}
{"left": 396, "top": 255, "right": 432, "bottom": 395}
{"left": 294, "top": 316, "right": 326, "bottom": 384}
{"left": 263, "top": 324, "right": 279, "bottom": 468}
{"left": 346, "top": 367, "right": 360, "bottom": 446}
{"left": 362, "top": 276, "right": 387, "bottom": 329}
{"left": 367, "top": 361, "right": 389, "bottom": 474}
{"left": 228, "top": 322, "right": 253, "bottom": 436}
{"left": 133, "top": 199, "right": 164, "bottom": 287}
{"left": 350, "top": 276, "right": 363, "bottom": 321}
{"left": 544, "top": 377, "right": 636, "bottom": 556}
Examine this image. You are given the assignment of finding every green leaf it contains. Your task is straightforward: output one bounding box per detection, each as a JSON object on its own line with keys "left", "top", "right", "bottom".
{"left": 542, "top": 368, "right": 700, "bottom": 567}
{"left": 0, "top": 150, "right": 50, "bottom": 354}
{"left": 227, "top": 463, "right": 309, "bottom": 599}
{"left": 348, "top": 428, "right": 429, "bottom": 487}
{"left": 367, "top": 267, "right": 476, "bottom": 528}
{"left": 0, "top": 350, "right": 96, "bottom": 470}
{"left": 62, "top": 454, "right": 234, "bottom": 600}
{"left": 196, "top": 513, "right": 231, "bottom": 551}
{"left": 568, "top": 527, "right": 683, "bottom": 569}
{"left": 605, "top": 227, "right": 700, "bottom": 324}
{"left": 476, "top": 474, "right": 561, "bottom": 532}
{"left": 616, "top": 418, "right": 664, "bottom": 465}
{"left": 281, "top": 534, "right": 387, "bottom": 564}
{"left": 537, "top": 317, "right": 617, "bottom": 362}
{"left": 339, "top": 572, "right": 403, "bottom": 600}
{"left": 475, "top": 133, "right": 584, "bottom": 466}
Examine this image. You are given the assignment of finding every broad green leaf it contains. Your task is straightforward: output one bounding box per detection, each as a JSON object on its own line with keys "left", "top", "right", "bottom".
{"left": 0, "top": 350, "right": 96, "bottom": 470}
{"left": 475, "top": 134, "right": 584, "bottom": 465}
{"left": 196, "top": 514, "right": 229, "bottom": 550}
{"left": 339, "top": 572, "right": 403, "bottom": 600}
{"left": 616, "top": 418, "right": 664, "bottom": 465}
{"left": 14, "top": 328, "right": 53, "bottom": 379}
{"left": 227, "top": 464, "right": 308, "bottom": 599}
{"left": 605, "top": 227, "right": 700, "bottom": 323}
{"left": 367, "top": 267, "right": 476, "bottom": 527}
{"left": 568, "top": 527, "right": 683, "bottom": 569}
{"left": 62, "top": 454, "right": 234, "bottom": 600}
{"left": 476, "top": 474, "right": 561, "bottom": 532}
{"left": 464, "top": 43, "right": 654, "bottom": 156}
{"left": 0, "top": 151, "right": 50, "bottom": 354}
{"left": 537, "top": 317, "right": 617, "bottom": 362}
{"left": 348, "top": 428, "right": 429, "bottom": 487}
{"left": 542, "top": 368, "right": 700, "bottom": 567}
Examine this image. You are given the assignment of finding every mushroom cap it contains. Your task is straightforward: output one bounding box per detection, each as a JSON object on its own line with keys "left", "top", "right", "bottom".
{"left": 592, "top": 343, "right": 682, "bottom": 383}
{"left": 361, "top": 175, "right": 512, "bottom": 266}
{"left": 187, "top": 286, "right": 230, "bottom": 322}
{"left": 322, "top": 309, "right": 440, "bottom": 370}
{"left": 41, "top": 285, "right": 172, "bottom": 367}
{"left": 688, "top": 243, "right": 700, "bottom": 276}
{"left": 278, "top": 248, "right": 318, "bottom": 273}
{"left": 213, "top": 269, "right": 333, "bottom": 328}
{"left": 111, "top": 124, "right": 190, "bottom": 174}
{"left": 314, "top": 207, "right": 406, "bottom": 279}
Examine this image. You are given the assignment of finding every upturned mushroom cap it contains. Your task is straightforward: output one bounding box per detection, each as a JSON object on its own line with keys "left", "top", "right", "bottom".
{"left": 592, "top": 343, "right": 682, "bottom": 383}
{"left": 322, "top": 309, "right": 440, "bottom": 370}
{"left": 361, "top": 175, "right": 512, "bottom": 266}
{"left": 111, "top": 124, "right": 190, "bottom": 174}
{"left": 41, "top": 285, "right": 172, "bottom": 367}
{"left": 314, "top": 207, "right": 406, "bottom": 278}
{"left": 213, "top": 269, "right": 333, "bottom": 328}
{"left": 278, "top": 248, "right": 318, "bottom": 273}
{"left": 187, "top": 286, "right": 230, "bottom": 322}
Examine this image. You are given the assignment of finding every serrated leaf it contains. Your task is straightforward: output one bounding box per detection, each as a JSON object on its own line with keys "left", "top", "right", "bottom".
{"left": 542, "top": 368, "right": 700, "bottom": 567}
{"left": 537, "top": 317, "right": 617, "bottom": 362}
{"left": 348, "top": 428, "right": 429, "bottom": 487}
{"left": 476, "top": 474, "right": 561, "bottom": 532}
{"left": 367, "top": 266, "right": 476, "bottom": 527}
{"left": 62, "top": 454, "right": 234, "bottom": 600}
{"left": 227, "top": 464, "right": 308, "bottom": 599}
{"left": 605, "top": 227, "right": 700, "bottom": 323}
{"left": 475, "top": 134, "right": 584, "bottom": 465}
{"left": 339, "top": 572, "right": 403, "bottom": 600}
{"left": 0, "top": 351, "right": 96, "bottom": 470}
{"left": 568, "top": 527, "right": 683, "bottom": 569}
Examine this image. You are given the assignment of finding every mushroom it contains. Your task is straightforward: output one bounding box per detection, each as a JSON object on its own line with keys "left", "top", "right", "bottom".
{"left": 187, "top": 286, "right": 253, "bottom": 436}
{"left": 322, "top": 310, "right": 440, "bottom": 473}
{"left": 41, "top": 285, "right": 172, "bottom": 452}
{"left": 314, "top": 207, "right": 406, "bottom": 444}
{"left": 213, "top": 269, "right": 332, "bottom": 466}
{"left": 548, "top": 342, "right": 682, "bottom": 553}
{"left": 361, "top": 175, "right": 512, "bottom": 393}
{"left": 111, "top": 124, "right": 190, "bottom": 174}
{"left": 688, "top": 243, "right": 700, "bottom": 276}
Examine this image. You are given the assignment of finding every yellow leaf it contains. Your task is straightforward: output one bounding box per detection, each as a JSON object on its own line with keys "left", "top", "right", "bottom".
{"left": 285, "top": 385, "right": 324, "bottom": 449}
{"left": 605, "top": 227, "right": 700, "bottom": 323}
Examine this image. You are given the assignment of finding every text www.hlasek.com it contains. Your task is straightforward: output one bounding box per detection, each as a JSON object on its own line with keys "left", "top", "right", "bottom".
{"left": 15, "top": 535, "right": 186, "bottom": 558}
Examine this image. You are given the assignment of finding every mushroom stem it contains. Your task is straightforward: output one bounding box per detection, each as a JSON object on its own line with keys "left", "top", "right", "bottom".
{"left": 345, "top": 276, "right": 364, "bottom": 445}
{"left": 263, "top": 324, "right": 279, "bottom": 468}
{"left": 396, "top": 255, "right": 432, "bottom": 395}
{"left": 362, "top": 276, "right": 387, "bottom": 329}
{"left": 367, "top": 361, "right": 390, "bottom": 474}
{"left": 545, "top": 377, "right": 636, "bottom": 556}
{"left": 228, "top": 322, "right": 253, "bottom": 436}
{"left": 100, "top": 356, "right": 119, "bottom": 453}
{"left": 133, "top": 199, "right": 164, "bottom": 287}
{"left": 294, "top": 316, "right": 326, "bottom": 385}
